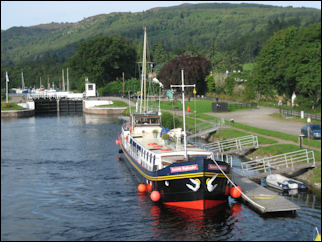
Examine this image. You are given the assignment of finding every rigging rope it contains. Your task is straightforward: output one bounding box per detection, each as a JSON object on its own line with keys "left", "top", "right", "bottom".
{"left": 212, "top": 156, "right": 266, "bottom": 212}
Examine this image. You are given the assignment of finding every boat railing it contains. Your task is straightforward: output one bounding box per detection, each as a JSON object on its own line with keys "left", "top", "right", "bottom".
{"left": 241, "top": 149, "right": 316, "bottom": 177}
{"left": 211, "top": 153, "right": 233, "bottom": 167}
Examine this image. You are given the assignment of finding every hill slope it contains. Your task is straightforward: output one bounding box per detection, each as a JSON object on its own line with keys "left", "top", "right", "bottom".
{"left": 1, "top": 2, "right": 320, "bottom": 66}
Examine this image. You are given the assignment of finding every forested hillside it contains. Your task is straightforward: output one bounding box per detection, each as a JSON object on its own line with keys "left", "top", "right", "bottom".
{"left": 1, "top": 2, "right": 320, "bottom": 110}
{"left": 2, "top": 2, "right": 320, "bottom": 66}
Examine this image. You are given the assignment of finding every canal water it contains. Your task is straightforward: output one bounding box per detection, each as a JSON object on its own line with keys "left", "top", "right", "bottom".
{"left": 1, "top": 114, "right": 321, "bottom": 241}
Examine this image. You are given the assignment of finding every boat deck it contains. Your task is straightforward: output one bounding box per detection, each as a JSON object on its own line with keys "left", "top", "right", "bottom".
{"left": 133, "top": 134, "right": 207, "bottom": 155}
{"left": 232, "top": 172, "right": 300, "bottom": 214}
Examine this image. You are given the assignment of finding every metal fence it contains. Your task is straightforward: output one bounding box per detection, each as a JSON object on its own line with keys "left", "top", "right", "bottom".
{"left": 202, "top": 135, "right": 259, "bottom": 154}
{"left": 280, "top": 108, "right": 321, "bottom": 121}
{"left": 241, "top": 149, "right": 316, "bottom": 177}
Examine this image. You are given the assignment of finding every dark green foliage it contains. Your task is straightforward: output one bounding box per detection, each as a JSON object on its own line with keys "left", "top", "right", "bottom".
{"left": 2, "top": 3, "right": 320, "bottom": 66}
{"left": 1, "top": 2, "right": 321, "bottom": 110}
{"left": 252, "top": 22, "right": 321, "bottom": 108}
{"left": 158, "top": 55, "right": 211, "bottom": 95}
{"left": 225, "top": 76, "right": 236, "bottom": 96}
{"left": 1, "top": 56, "right": 65, "bottom": 90}
{"left": 67, "top": 35, "right": 137, "bottom": 88}
{"left": 161, "top": 111, "right": 182, "bottom": 130}
{"left": 205, "top": 74, "right": 215, "bottom": 93}
{"left": 98, "top": 77, "right": 141, "bottom": 96}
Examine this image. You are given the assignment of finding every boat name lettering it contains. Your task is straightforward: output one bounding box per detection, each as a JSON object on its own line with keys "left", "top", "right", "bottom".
{"left": 208, "top": 164, "right": 227, "bottom": 171}
{"left": 170, "top": 165, "right": 198, "bottom": 173}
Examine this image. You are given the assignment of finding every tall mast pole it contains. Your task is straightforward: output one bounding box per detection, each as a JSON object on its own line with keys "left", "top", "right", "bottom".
{"left": 143, "top": 27, "right": 147, "bottom": 113}
{"left": 5, "top": 72, "right": 9, "bottom": 103}
{"left": 21, "top": 71, "right": 25, "bottom": 90}
{"left": 62, "top": 69, "right": 65, "bottom": 91}
{"left": 122, "top": 72, "right": 125, "bottom": 98}
{"left": 139, "top": 27, "right": 147, "bottom": 113}
{"left": 181, "top": 69, "right": 187, "bottom": 159}
{"left": 171, "top": 69, "right": 195, "bottom": 159}
{"left": 66, "top": 67, "right": 69, "bottom": 92}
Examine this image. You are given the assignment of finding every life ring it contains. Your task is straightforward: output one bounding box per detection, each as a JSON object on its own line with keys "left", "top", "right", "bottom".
{"left": 161, "top": 149, "right": 171, "bottom": 152}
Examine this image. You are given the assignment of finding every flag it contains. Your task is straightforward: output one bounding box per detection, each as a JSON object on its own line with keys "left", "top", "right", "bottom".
{"left": 6, "top": 72, "right": 9, "bottom": 82}
{"left": 166, "top": 90, "right": 173, "bottom": 98}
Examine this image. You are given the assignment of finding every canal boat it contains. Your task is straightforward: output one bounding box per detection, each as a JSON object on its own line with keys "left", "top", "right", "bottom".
{"left": 266, "top": 174, "right": 306, "bottom": 191}
{"left": 116, "top": 27, "right": 232, "bottom": 210}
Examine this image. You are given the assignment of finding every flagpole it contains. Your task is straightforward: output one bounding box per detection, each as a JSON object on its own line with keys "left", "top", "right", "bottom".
{"left": 5, "top": 72, "right": 9, "bottom": 103}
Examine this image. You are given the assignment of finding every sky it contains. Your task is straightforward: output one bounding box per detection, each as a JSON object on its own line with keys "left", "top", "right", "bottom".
{"left": 1, "top": 1, "right": 321, "bottom": 30}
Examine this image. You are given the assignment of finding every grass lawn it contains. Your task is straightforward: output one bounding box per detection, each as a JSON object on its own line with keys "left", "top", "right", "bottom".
{"left": 96, "top": 100, "right": 128, "bottom": 107}
{"left": 1, "top": 102, "right": 24, "bottom": 110}
{"left": 212, "top": 129, "right": 277, "bottom": 145}
{"left": 160, "top": 100, "right": 255, "bottom": 114}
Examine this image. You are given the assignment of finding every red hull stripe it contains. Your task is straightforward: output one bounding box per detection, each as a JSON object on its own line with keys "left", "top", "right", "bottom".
{"left": 164, "top": 200, "right": 226, "bottom": 210}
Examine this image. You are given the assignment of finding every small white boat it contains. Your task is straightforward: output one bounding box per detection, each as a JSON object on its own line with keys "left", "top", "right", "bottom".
{"left": 266, "top": 174, "right": 306, "bottom": 191}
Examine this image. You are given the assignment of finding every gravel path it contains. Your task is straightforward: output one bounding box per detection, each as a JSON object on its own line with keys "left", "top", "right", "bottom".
{"left": 206, "top": 106, "right": 306, "bottom": 136}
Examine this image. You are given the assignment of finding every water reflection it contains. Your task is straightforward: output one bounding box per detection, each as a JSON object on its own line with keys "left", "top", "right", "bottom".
{"left": 82, "top": 113, "right": 123, "bottom": 125}
{"left": 148, "top": 202, "right": 235, "bottom": 240}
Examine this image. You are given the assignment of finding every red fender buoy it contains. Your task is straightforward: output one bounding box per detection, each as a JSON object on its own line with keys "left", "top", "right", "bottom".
{"left": 137, "top": 184, "right": 146, "bottom": 193}
{"left": 146, "top": 183, "right": 152, "bottom": 193}
{"left": 187, "top": 106, "right": 191, "bottom": 112}
{"left": 225, "top": 185, "right": 230, "bottom": 195}
{"left": 230, "top": 186, "right": 242, "bottom": 198}
{"left": 150, "top": 191, "right": 161, "bottom": 202}
{"left": 115, "top": 139, "right": 121, "bottom": 145}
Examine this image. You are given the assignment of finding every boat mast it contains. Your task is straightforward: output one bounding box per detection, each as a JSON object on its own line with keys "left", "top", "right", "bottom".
{"left": 21, "top": 71, "right": 25, "bottom": 90}
{"left": 171, "top": 69, "right": 195, "bottom": 159}
{"left": 139, "top": 27, "right": 147, "bottom": 113}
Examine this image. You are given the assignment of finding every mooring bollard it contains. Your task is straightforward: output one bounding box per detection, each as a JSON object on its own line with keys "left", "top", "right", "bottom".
{"left": 299, "top": 134, "right": 305, "bottom": 148}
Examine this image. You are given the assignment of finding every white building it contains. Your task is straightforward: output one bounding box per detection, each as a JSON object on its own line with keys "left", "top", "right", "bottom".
{"left": 84, "top": 82, "right": 96, "bottom": 97}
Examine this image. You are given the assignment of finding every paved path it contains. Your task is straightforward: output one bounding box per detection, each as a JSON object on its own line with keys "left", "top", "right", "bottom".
{"left": 205, "top": 106, "right": 306, "bottom": 136}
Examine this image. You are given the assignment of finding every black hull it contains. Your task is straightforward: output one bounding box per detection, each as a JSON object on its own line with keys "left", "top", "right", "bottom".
{"left": 119, "top": 140, "right": 231, "bottom": 210}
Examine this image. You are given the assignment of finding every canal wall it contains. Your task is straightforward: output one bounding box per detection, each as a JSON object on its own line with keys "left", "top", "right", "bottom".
{"left": 1, "top": 109, "right": 35, "bottom": 118}
{"left": 1, "top": 99, "right": 127, "bottom": 117}
{"left": 83, "top": 100, "right": 127, "bottom": 115}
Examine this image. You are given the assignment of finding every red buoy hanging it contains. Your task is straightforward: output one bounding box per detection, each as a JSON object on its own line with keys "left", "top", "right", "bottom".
{"left": 115, "top": 139, "right": 121, "bottom": 145}
{"left": 225, "top": 185, "right": 230, "bottom": 195}
{"left": 146, "top": 183, "right": 152, "bottom": 193}
{"left": 137, "top": 184, "right": 146, "bottom": 193}
{"left": 187, "top": 106, "right": 191, "bottom": 112}
{"left": 230, "top": 186, "right": 242, "bottom": 198}
{"left": 150, "top": 191, "right": 161, "bottom": 202}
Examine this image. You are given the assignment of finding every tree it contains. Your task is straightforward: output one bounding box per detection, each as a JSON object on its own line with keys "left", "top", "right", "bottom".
{"left": 158, "top": 55, "right": 211, "bottom": 95}
{"left": 253, "top": 23, "right": 321, "bottom": 108}
{"left": 67, "top": 35, "right": 137, "bottom": 88}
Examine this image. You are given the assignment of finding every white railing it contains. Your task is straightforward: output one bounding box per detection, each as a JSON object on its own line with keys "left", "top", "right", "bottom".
{"left": 241, "top": 149, "right": 315, "bottom": 176}
{"left": 202, "top": 135, "right": 259, "bottom": 154}
{"left": 27, "top": 92, "right": 84, "bottom": 100}
{"left": 211, "top": 152, "right": 233, "bottom": 167}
